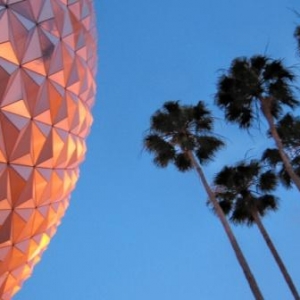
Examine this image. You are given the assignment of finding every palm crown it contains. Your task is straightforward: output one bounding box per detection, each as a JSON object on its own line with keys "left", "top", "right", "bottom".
{"left": 215, "top": 55, "right": 299, "bottom": 128}
{"left": 144, "top": 101, "right": 224, "bottom": 171}
{"left": 214, "top": 160, "right": 278, "bottom": 225}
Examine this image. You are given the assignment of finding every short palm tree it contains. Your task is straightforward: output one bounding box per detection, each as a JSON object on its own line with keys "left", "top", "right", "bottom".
{"left": 262, "top": 113, "right": 300, "bottom": 188}
{"left": 144, "top": 101, "right": 264, "bottom": 299}
{"left": 215, "top": 55, "right": 300, "bottom": 191}
{"left": 214, "top": 160, "right": 300, "bottom": 300}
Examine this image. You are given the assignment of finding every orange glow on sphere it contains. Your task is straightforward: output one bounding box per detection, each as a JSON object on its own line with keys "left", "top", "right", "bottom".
{"left": 0, "top": 0, "right": 97, "bottom": 298}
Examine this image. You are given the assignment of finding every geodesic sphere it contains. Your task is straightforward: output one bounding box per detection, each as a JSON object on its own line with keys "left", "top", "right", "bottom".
{"left": 0, "top": 0, "right": 97, "bottom": 298}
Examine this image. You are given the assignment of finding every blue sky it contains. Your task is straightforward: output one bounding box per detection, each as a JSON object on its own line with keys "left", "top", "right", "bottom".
{"left": 15, "top": 1, "right": 300, "bottom": 299}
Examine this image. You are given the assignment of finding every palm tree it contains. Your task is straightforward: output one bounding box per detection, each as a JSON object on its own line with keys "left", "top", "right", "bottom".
{"left": 262, "top": 113, "right": 300, "bottom": 188}
{"left": 215, "top": 55, "right": 300, "bottom": 191}
{"left": 144, "top": 101, "right": 264, "bottom": 299}
{"left": 214, "top": 160, "right": 300, "bottom": 300}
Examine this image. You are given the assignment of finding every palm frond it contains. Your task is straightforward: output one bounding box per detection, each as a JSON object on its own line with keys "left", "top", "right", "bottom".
{"left": 209, "top": 187, "right": 235, "bottom": 216}
{"left": 268, "top": 80, "right": 299, "bottom": 111}
{"left": 217, "top": 76, "right": 235, "bottom": 95}
{"left": 261, "top": 148, "right": 300, "bottom": 189}
{"left": 153, "top": 152, "right": 174, "bottom": 168}
{"left": 174, "top": 153, "right": 192, "bottom": 172}
{"left": 250, "top": 55, "right": 268, "bottom": 73}
{"left": 257, "top": 194, "right": 279, "bottom": 216}
{"left": 163, "top": 101, "right": 181, "bottom": 113}
{"left": 214, "top": 166, "right": 233, "bottom": 186}
{"left": 230, "top": 58, "right": 250, "bottom": 78}
{"left": 195, "top": 136, "right": 225, "bottom": 164}
{"left": 240, "top": 160, "right": 260, "bottom": 173}
{"left": 144, "top": 134, "right": 176, "bottom": 169}
{"left": 150, "top": 112, "right": 171, "bottom": 133}
{"left": 261, "top": 148, "right": 282, "bottom": 166}
{"left": 276, "top": 113, "right": 300, "bottom": 146}
{"left": 258, "top": 170, "right": 278, "bottom": 192}
{"left": 263, "top": 60, "right": 295, "bottom": 81}
{"left": 231, "top": 197, "right": 255, "bottom": 226}
{"left": 174, "top": 133, "right": 196, "bottom": 151}
{"left": 218, "top": 199, "right": 233, "bottom": 215}
{"left": 277, "top": 113, "right": 296, "bottom": 135}
{"left": 194, "top": 116, "right": 213, "bottom": 132}
{"left": 279, "top": 168, "right": 293, "bottom": 188}
{"left": 224, "top": 105, "right": 253, "bottom": 129}
{"left": 193, "top": 101, "right": 210, "bottom": 117}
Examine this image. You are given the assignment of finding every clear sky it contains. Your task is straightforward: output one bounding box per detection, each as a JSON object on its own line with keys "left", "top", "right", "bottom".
{"left": 15, "top": 1, "right": 300, "bottom": 299}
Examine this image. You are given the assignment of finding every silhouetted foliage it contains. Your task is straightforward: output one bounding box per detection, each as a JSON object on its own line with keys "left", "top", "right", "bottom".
{"left": 144, "top": 101, "right": 224, "bottom": 171}
{"left": 213, "top": 160, "right": 278, "bottom": 225}
{"left": 216, "top": 55, "right": 299, "bottom": 129}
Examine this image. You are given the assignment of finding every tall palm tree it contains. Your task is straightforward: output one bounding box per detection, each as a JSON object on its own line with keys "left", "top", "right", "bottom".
{"left": 262, "top": 113, "right": 300, "bottom": 188}
{"left": 144, "top": 101, "right": 264, "bottom": 299}
{"left": 214, "top": 160, "right": 300, "bottom": 300}
{"left": 215, "top": 55, "right": 300, "bottom": 191}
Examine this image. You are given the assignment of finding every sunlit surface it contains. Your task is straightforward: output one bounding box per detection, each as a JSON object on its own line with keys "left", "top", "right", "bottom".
{"left": 0, "top": 0, "right": 97, "bottom": 298}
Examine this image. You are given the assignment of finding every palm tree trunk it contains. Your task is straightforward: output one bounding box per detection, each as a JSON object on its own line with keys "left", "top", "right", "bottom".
{"left": 187, "top": 151, "right": 264, "bottom": 300}
{"left": 261, "top": 99, "right": 300, "bottom": 192}
{"left": 252, "top": 211, "right": 300, "bottom": 300}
